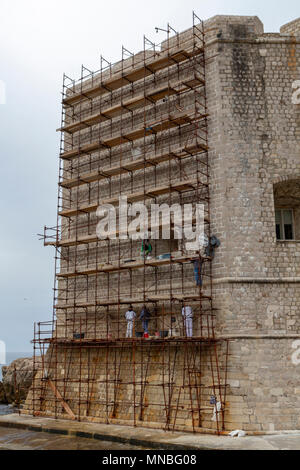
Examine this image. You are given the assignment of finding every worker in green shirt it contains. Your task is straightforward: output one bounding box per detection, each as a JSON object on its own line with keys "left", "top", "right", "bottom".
{"left": 141, "top": 239, "right": 152, "bottom": 258}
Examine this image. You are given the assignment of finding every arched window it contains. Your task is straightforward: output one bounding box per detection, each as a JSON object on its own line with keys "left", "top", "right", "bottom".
{"left": 274, "top": 179, "right": 300, "bottom": 241}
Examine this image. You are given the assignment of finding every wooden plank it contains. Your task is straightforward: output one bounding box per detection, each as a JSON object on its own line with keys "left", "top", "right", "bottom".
{"left": 147, "top": 294, "right": 209, "bottom": 301}
{"left": 56, "top": 254, "right": 209, "bottom": 279}
{"left": 59, "top": 178, "right": 200, "bottom": 217}
{"left": 60, "top": 143, "right": 207, "bottom": 189}
{"left": 55, "top": 293, "right": 211, "bottom": 310}
{"left": 63, "top": 47, "right": 204, "bottom": 106}
{"left": 101, "top": 113, "right": 195, "bottom": 149}
{"left": 60, "top": 110, "right": 199, "bottom": 160}
{"left": 60, "top": 80, "right": 190, "bottom": 134}
{"left": 47, "top": 214, "right": 204, "bottom": 248}
{"left": 47, "top": 379, "right": 76, "bottom": 420}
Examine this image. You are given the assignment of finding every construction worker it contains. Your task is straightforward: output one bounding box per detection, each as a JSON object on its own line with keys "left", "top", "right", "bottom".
{"left": 125, "top": 305, "right": 136, "bottom": 338}
{"left": 140, "top": 305, "right": 151, "bottom": 335}
{"left": 141, "top": 239, "right": 152, "bottom": 258}
{"left": 182, "top": 305, "right": 193, "bottom": 337}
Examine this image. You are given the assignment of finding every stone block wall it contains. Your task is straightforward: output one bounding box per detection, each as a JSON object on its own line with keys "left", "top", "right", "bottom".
{"left": 280, "top": 18, "right": 300, "bottom": 36}
{"left": 207, "top": 14, "right": 300, "bottom": 431}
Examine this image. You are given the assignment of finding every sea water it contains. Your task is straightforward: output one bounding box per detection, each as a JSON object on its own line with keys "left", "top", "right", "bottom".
{"left": 0, "top": 404, "right": 14, "bottom": 415}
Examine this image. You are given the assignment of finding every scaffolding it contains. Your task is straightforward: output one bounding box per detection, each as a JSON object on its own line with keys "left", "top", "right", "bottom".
{"left": 29, "top": 12, "right": 229, "bottom": 434}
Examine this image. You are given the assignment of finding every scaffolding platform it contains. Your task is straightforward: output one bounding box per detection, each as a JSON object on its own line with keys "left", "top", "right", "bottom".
{"left": 55, "top": 293, "right": 213, "bottom": 310}
{"left": 63, "top": 46, "right": 204, "bottom": 106}
{"left": 56, "top": 254, "right": 211, "bottom": 279}
{"left": 59, "top": 143, "right": 208, "bottom": 189}
{"left": 60, "top": 75, "right": 204, "bottom": 134}
{"left": 30, "top": 13, "right": 229, "bottom": 436}
{"left": 60, "top": 111, "right": 204, "bottom": 160}
{"left": 59, "top": 178, "right": 206, "bottom": 217}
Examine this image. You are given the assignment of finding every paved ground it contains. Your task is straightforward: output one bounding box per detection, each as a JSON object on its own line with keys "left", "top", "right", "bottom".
{"left": 0, "top": 414, "right": 300, "bottom": 450}
{"left": 0, "top": 426, "right": 148, "bottom": 450}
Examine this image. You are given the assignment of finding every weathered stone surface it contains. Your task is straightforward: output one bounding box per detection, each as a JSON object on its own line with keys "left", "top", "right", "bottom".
{"left": 1, "top": 358, "right": 41, "bottom": 405}
{"left": 0, "top": 381, "right": 6, "bottom": 403}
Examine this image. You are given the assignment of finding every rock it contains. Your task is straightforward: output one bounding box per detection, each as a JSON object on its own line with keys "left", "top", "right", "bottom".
{"left": 0, "top": 381, "right": 7, "bottom": 403}
{"left": 0, "top": 357, "right": 42, "bottom": 405}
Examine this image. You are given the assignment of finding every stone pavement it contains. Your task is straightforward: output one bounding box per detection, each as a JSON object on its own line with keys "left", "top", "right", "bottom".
{"left": 0, "top": 425, "right": 147, "bottom": 450}
{"left": 0, "top": 413, "right": 300, "bottom": 450}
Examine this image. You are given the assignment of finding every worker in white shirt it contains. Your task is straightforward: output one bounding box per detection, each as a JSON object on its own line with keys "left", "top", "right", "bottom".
{"left": 182, "top": 305, "right": 193, "bottom": 337}
{"left": 125, "top": 305, "right": 136, "bottom": 338}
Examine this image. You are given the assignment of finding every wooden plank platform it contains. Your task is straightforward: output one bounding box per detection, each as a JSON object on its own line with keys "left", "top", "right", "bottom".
{"left": 37, "top": 336, "right": 218, "bottom": 346}
{"left": 60, "top": 110, "right": 203, "bottom": 160}
{"left": 63, "top": 47, "right": 204, "bottom": 107}
{"left": 60, "top": 143, "right": 207, "bottom": 190}
{"left": 45, "top": 215, "right": 206, "bottom": 247}
{"left": 60, "top": 76, "right": 204, "bottom": 135}
{"left": 55, "top": 293, "right": 211, "bottom": 310}
{"left": 59, "top": 178, "right": 204, "bottom": 218}
{"left": 56, "top": 254, "right": 210, "bottom": 279}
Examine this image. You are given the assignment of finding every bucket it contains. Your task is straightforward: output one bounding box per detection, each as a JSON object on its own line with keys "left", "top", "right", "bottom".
{"left": 159, "top": 330, "right": 169, "bottom": 338}
{"left": 135, "top": 331, "right": 143, "bottom": 338}
{"left": 157, "top": 253, "right": 171, "bottom": 260}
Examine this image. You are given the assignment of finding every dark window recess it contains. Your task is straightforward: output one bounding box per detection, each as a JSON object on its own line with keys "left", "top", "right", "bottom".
{"left": 276, "top": 224, "right": 281, "bottom": 240}
{"left": 275, "top": 210, "right": 282, "bottom": 240}
{"left": 275, "top": 209, "right": 294, "bottom": 241}
{"left": 284, "top": 224, "right": 293, "bottom": 240}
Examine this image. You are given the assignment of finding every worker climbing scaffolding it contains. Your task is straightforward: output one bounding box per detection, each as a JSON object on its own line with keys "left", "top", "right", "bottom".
{"left": 191, "top": 236, "right": 221, "bottom": 287}
{"left": 141, "top": 239, "right": 152, "bottom": 258}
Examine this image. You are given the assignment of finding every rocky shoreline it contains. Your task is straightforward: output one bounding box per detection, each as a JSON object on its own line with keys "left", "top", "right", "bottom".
{"left": 0, "top": 357, "right": 39, "bottom": 406}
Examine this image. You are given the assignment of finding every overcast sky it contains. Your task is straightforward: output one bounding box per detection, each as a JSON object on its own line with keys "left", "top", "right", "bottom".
{"left": 0, "top": 0, "right": 299, "bottom": 354}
